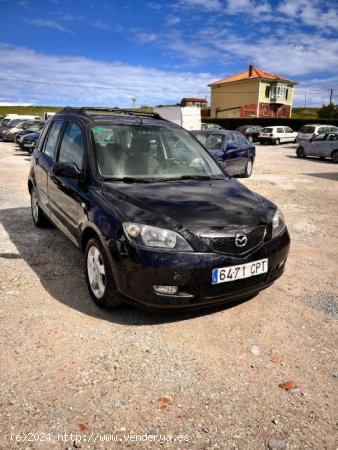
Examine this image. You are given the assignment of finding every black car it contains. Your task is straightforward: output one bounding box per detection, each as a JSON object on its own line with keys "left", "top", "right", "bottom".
{"left": 28, "top": 107, "right": 290, "bottom": 310}
{"left": 236, "top": 125, "right": 263, "bottom": 143}
{"left": 192, "top": 129, "right": 255, "bottom": 178}
{"left": 18, "top": 132, "right": 40, "bottom": 152}
{"left": 16, "top": 122, "right": 45, "bottom": 143}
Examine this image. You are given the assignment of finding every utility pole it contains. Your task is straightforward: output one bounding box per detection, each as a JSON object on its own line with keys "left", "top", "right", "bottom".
{"left": 329, "top": 89, "right": 333, "bottom": 104}
{"left": 131, "top": 97, "right": 136, "bottom": 109}
{"left": 303, "top": 91, "right": 307, "bottom": 108}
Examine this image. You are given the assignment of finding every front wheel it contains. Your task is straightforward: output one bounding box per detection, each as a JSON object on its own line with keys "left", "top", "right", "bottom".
{"left": 332, "top": 151, "right": 338, "bottom": 164}
{"left": 275, "top": 138, "right": 280, "bottom": 145}
{"left": 296, "top": 147, "right": 306, "bottom": 158}
{"left": 247, "top": 136, "right": 253, "bottom": 143}
{"left": 85, "top": 237, "right": 122, "bottom": 308}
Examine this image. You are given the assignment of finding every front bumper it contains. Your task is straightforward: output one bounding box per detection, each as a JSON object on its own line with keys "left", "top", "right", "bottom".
{"left": 110, "top": 228, "right": 290, "bottom": 309}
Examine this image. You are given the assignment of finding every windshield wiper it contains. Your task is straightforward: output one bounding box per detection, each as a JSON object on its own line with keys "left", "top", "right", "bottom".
{"left": 103, "top": 176, "right": 155, "bottom": 183}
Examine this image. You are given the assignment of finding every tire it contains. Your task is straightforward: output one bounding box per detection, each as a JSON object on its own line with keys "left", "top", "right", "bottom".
{"left": 275, "top": 138, "right": 280, "bottom": 145}
{"left": 85, "top": 237, "right": 122, "bottom": 308}
{"left": 332, "top": 151, "right": 338, "bottom": 164}
{"left": 296, "top": 147, "right": 306, "bottom": 158}
{"left": 247, "top": 136, "right": 253, "bottom": 143}
{"left": 242, "top": 158, "right": 253, "bottom": 178}
{"left": 30, "top": 187, "right": 49, "bottom": 227}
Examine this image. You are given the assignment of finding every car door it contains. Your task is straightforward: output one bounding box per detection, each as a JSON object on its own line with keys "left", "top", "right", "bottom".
{"left": 48, "top": 120, "right": 86, "bottom": 246}
{"left": 33, "top": 120, "right": 64, "bottom": 216}
{"left": 307, "top": 133, "right": 326, "bottom": 156}
{"left": 284, "top": 127, "right": 296, "bottom": 143}
{"left": 276, "top": 127, "right": 285, "bottom": 142}
{"left": 234, "top": 132, "right": 251, "bottom": 174}
{"left": 222, "top": 132, "right": 241, "bottom": 176}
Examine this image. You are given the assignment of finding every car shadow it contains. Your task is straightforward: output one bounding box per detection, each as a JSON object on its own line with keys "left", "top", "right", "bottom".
{"left": 286, "top": 155, "right": 333, "bottom": 164}
{"left": 0, "top": 207, "right": 254, "bottom": 326}
{"left": 304, "top": 172, "right": 338, "bottom": 181}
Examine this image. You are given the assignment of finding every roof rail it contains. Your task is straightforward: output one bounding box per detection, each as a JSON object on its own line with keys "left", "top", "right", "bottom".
{"left": 59, "top": 106, "right": 161, "bottom": 120}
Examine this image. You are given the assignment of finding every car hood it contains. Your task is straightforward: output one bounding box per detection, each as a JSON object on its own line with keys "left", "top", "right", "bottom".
{"left": 102, "top": 178, "right": 270, "bottom": 232}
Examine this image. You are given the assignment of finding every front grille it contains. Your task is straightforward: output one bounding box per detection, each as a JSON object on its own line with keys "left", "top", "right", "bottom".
{"left": 201, "top": 225, "right": 266, "bottom": 255}
{"left": 202, "top": 273, "right": 267, "bottom": 299}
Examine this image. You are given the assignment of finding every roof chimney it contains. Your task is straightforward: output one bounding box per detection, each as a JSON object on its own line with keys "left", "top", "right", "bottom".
{"left": 249, "top": 64, "right": 253, "bottom": 77}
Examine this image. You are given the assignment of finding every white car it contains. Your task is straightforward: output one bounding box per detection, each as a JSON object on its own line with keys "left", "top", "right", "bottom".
{"left": 296, "top": 132, "right": 338, "bottom": 163}
{"left": 297, "top": 124, "right": 338, "bottom": 141}
{"left": 259, "top": 126, "right": 298, "bottom": 145}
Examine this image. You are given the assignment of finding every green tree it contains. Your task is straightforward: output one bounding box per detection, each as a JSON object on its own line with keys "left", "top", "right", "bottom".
{"left": 317, "top": 103, "right": 338, "bottom": 119}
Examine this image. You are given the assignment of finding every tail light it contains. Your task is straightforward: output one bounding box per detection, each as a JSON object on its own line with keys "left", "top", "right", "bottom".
{"left": 269, "top": 133, "right": 273, "bottom": 137}
{"left": 312, "top": 133, "right": 316, "bottom": 139}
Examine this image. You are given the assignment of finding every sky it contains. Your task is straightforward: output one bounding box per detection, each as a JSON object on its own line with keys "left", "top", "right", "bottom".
{"left": 0, "top": 0, "right": 337, "bottom": 108}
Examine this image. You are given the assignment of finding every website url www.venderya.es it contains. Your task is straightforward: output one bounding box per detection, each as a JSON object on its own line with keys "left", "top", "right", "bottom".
{"left": 57, "top": 432, "right": 190, "bottom": 444}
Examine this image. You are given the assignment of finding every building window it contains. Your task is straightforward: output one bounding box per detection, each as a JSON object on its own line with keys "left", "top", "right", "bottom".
{"left": 272, "top": 83, "right": 287, "bottom": 99}
{"left": 265, "top": 86, "right": 270, "bottom": 98}
{"left": 263, "top": 105, "right": 269, "bottom": 116}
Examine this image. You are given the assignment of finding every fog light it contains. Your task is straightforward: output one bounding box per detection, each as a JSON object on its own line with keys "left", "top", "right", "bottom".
{"left": 153, "top": 285, "right": 178, "bottom": 295}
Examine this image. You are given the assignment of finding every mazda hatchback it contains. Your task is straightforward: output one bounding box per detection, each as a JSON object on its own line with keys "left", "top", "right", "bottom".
{"left": 28, "top": 107, "right": 290, "bottom": 310}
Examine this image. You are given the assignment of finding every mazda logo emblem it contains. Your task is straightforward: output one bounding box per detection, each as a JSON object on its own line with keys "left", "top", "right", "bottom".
{"left": 235, "top": 233, "right": 248, "bottom": 247}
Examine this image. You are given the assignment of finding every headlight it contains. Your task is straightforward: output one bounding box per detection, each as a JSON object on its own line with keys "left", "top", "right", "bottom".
{"left": 272, "top": 208, "right": 285, "bottom": 238}
{"left": 123, "top": 222, "right": 193, "bottom": 251}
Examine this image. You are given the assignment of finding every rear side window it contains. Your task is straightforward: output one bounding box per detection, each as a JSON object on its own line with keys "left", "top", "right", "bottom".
{"left": 300, "top": 126, "right": 315, "bottom": 134}
{"left": 43, "top": 120, "right": 63, "bottom": 158}
{"left": 277, "top": 128, "right": 284, "bottom": 133}
{"left": 58, "top": 122, "right": 84, "bottom": 169}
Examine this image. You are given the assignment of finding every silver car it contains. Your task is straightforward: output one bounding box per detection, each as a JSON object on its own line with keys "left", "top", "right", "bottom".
{"left": 296, "top": 132, "right": 338, "bottom": 163}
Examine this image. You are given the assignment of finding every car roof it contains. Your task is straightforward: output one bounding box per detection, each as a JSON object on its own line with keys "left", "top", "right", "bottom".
{"left": 54, "top": 107, "right": 178, "bottom": 128}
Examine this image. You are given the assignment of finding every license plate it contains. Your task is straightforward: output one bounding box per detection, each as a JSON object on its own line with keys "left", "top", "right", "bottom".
{"left": 212, "top": 258, "right": 268, "bottom": 284}
{"left": 23, "top": 143, "right": 31, "bottom": 147}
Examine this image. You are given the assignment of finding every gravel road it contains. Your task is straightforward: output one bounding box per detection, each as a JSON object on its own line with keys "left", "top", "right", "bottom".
{"left": 0, "top": 140, "right": 337, "bottom": 450}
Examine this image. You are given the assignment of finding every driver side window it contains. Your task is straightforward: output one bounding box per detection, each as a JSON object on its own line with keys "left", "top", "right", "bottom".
{"left": 58, "top": 122, "right": 84, "bottom": 169}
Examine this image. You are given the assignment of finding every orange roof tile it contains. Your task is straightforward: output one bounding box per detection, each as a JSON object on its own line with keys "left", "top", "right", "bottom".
{"left": 209, "top": 67, "right": 297, "bottom": 86}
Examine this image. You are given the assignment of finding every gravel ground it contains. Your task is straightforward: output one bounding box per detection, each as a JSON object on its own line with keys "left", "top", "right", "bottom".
{"left": 0, "top": 141, "right": 337, "bottom": 450}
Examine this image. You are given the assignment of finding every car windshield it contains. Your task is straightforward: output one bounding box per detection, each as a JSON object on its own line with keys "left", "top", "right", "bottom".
{"left": 92, "top": 124, "right": 225, "bottom": 181}
{"left": 27, "top": 123, "right": 43, "bottom": 132}
{"left": 193, "top": 133, "right": 224, "bottom": 150}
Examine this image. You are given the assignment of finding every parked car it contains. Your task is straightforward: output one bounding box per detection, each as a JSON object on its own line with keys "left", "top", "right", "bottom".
{"left": 28, "top": 107, "right": 290, "bottom": 310}
{"left": 15, "top": 122, "right": 45, "bottom": 143}
{"left": 1, "top": 120, "right": 39, "bottom": 142}
{"left": 236, "top": 125, "right": 263, "bottom": 142}
{"left": 296, "top": 132, "right": 338, "bottom": 163}
{"left": 192, "top": 129, "right": 255, "bottom": 177}
{"left": 202, "top": 123, "right": 223, "bottom": 130}
{"left": 0, "top": 119, "right": 26, "bottom": 141}
{"left": 259, "top": 126, "right": 298, "bottom": 145}
{"left": 18, "top": 132, "right": 40, "bottom": 152}
{"left": 297, "top": 124, "right": 338, "bottom": 142}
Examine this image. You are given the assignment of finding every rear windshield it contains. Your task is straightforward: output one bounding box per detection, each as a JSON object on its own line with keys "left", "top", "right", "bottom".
{"left": 261, "top": 128, "right": 273, "bottom": 133}
{"left": 299, "top": 126, "right": 315, "bottom": 134}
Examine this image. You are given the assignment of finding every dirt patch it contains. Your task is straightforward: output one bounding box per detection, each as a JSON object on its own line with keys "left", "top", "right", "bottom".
{"left": 0, "top": 141, "right": 337, "bottom": 450}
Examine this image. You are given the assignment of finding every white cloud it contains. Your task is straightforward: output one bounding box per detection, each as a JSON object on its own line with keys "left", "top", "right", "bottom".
{"left": 24, "top": 19, "right": 74, "bottom": 34}
{"left": 166, "top": 15, "right": 181, "bottom": 26}
{"left": 175, "top": 0, "right": 223, "bottom": 12}
{"left": 0, "top": 44, "right": 213, "bottom": 106}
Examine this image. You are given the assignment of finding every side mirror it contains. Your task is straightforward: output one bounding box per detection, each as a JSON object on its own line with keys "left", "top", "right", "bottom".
{"left": 225, "top": 143, "right": 237, "bottom": 151}
{"left": 52, "top": 161, "right": 82, "bottom": 179}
